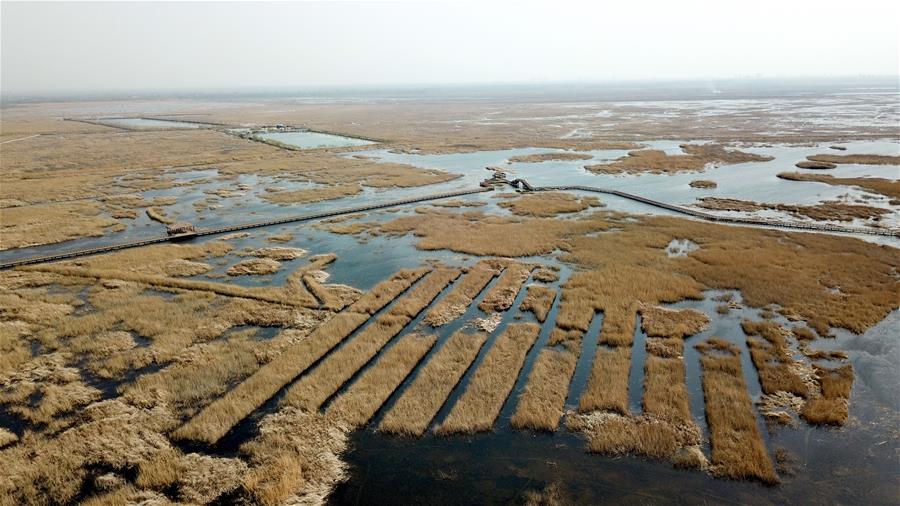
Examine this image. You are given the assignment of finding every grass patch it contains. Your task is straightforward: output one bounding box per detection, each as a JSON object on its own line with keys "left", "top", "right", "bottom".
{"left": 696, "top": 338, "right": 778, "bottom": 484}
{"left": 173, "top": 267, "right": 428, "bottom": 444}
{"left": 507, "top": 152, "right": 593, "bottom": 163}
{"left": 423, "top": 260, "right": 503, "bottom": 327}
{"left": 497, "top": 192, "right": 602, "bottom": 217}
{"left": 585, "top": 144, "right": 772, "bottom": 175}
{"left": 806, "top": 153, "right": 900, "bottom": 165}
{"left": 478, "top": 262, "right": 534, "bottom": 313}
{"left": 327, "top": 332, "right": 437, "bottom": 428}
{"left": 801, "top": 364, "right": 853, "bottom": 426}
{"left": 777, "top": 172, "right": 900, "bottom": 200}
{"left": 435, "top": 323, "right": 541, "bottom": 434}
{"left": 379, "top": 330, "right": 488, "bottom": 436}
{"left": 578, "top": 345, "right": 631, "bottom": 415}
{"left": 519, "top": 284, "right": 557, "bottom": 323}
{"left": 280, "top": 268, "right": 460, "bottom": 411}
{"left": 640, "top": 305, "right": 709, "bottom": 339}
{"left": 742, "top": 320, "right": 809, "bottom": 398}
{"left": 511, "top": 346, "right": 578, "bottom": 431}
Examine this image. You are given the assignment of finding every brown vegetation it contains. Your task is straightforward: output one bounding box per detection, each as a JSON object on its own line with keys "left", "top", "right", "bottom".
{"left": 742, "top": 320, "right": 809, "bottom": 398}
{"left": 800, "top": 364, "right": 853, "bottom": 425}
{"left": 696, "top": 338, "right": 778, "bottom": 483}
{"left": 777, "top": 172, "right": 900, "bottom": 200}
{"left": 566, "top": 411, "right": 702, "bottom": 461}
{"left": 510, "top": 346, "right": 578, "bottom": 431}
{"left": 226, "top": 258, "right": 281, "bottom": 276}
{"left": 508, "top": 152, "right": 593, "bottom": 163}
{"left": 578, "top": 346, "right": 631, "bottom": 415}
{"left": 519, "top": 285, "right": 557, "bottom": 322}
{"left": 498, "top": 192, "right": 602, "bottom": 217}
{"left": 423, "top": 259, "right": 504, "bottom": 327}
{"left": 696, "top": 197, "right": 890, "bottom": 222}
{"left": 585, "top": 144, "right": 773, "bottom": 175}
{"left": 806, "top": 154, "right": 900, "bottom": 165}
{"left": 478, "top": 262, "right": 534, "bottom": 313}
{"left": 795, "top": 160, "right": 836, "bottom": 169}
{"left": 327, "top": 332, "right": 437, "bottom": 428}
{"left": 379, "top": 330, "right": 489, "bottom": 435}
{"left": 435, "top": 323, "right": 540, "bottom": 434}
{"left": 640, "top": 306, "right": 709, "bottom": 339}
{"left": 689, "top": 179, "right": 718, "bottom": 188}
{"left": 280, "top": 268, "right": 460, "bottom": 411}
{"left": 0, "top": 201, "right": 121, "bottom": 250}
{"left": 174, "top": 267, "right": 428, "bottom": 444}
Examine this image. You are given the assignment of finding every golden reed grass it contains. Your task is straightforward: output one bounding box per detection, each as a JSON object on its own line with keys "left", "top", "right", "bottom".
{"left": 519, "top": 284, "right": 557, "bottom": 323}
{"left": 478, "top": 262, "right": 533, "bottom": 313}
{"left": 435, "top": 323, "right": 541, "bottom": 434}
{"left": 280, "top": 268, "right": 460, "bottom": 411}
{"left": 173, "top": 267, "right": 428, "bottom": 444}
{"left": 422, "top": 260, "right": 503, "bottom": 327}
{"left": 326, "top": 332, "right": 437, "bottom": 428}
{"left": 801, "top": 364, "right": 853, "bottom": 425}
{"left": 510, "top": 346, "right": 579, "bottom": 431}
{"left": 696, "top": 338, "right": 778, "bottom": 484}
{"left": 578, "top": 346, "right": 631, "bottom": 415}
{"left": 379, "top": 330, "right": 489, "bottom": 436}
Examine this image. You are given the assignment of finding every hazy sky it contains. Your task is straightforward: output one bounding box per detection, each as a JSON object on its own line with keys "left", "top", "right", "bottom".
{"left": 2, "top": 0, "right": 899, "bottom": 95}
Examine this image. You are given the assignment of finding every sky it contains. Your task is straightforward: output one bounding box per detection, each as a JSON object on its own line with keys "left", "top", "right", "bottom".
{"left": 2, "top": 0, "right": 899, "bottom": 96}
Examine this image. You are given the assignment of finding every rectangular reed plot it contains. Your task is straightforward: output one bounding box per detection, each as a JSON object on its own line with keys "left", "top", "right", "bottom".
{"left": 478, "top": 263, "right": 533, "bottom": 313}
{"left": 327, "top": 332, "right": 437, "bottom": 428}
{"left": 742, "top": 320, "right": 808, "bottom": 398}
{"left": 643, "top": 355, "right": 691, "bottom": 424}
{"left": 696, "top": 339, "right": 778, "bottom": 484}
{"left": 510, "top": 344, "right": 579, "bottom": 431}
{"left": 801, "top": 364, "right": 853, "bottom": 426}
{"left": 280, "top": 269, "right": 460, "bottom": 411}
{"left": 578, "top": 346, "right": 631, "bottom": 415}
{"left": 173, "top": 268, "right": 428, "bottom": 444}
{"left": 519, "top": 285, "right": 557, "bottom": 323}
{"left": 379, "top": 330, "right": 488, "bottom": 436}
{"left": 435, "top": 323, "right": 540, "bottom": 435}
{"left": 423, "top": 261, "right": 502, "bottom": 327}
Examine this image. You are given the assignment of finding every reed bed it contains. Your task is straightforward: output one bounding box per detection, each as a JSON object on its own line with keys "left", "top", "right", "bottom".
{"left": 510, "top": 346, "right": 579, "bottom": 431}
{"left": 742, "top": 320, "right": 809, "bottom": 398}
{"left": 423, "top": 260, "right": 504, "bottom": 327}
{"left": 174, "top": 268, "right": 428, "bottom": 444}
{"left": 801, "top": 364, "right": 853, "bottom": 425}
{"left": 585, "top": 144, "right": 772, "bottom": 175}
{"left": 435, "top": 323, "right": 541, "bottom": 434}
{"left": 519, "top": 285, "right": 557, "bottom": 323}
{"left": 578, "top": 346, "right": 631, "bottom": 415}
{"left": 280, "top": 269, "right": 459, "bottom": 411}
{"left": 640, "top": 306, "right": 709, "bottom": 339}
{"left": 379, "top": 331, "right": 489, "bottom": 436}
{"left": 696, "top": 338, "right": 778, "bottom": 484}
{"left": 777, "top": 172, "right": 900, "bottom": 200}
{"left": 145, "top": 206, "right": 175, "bottom": 225}
{"left": 497, "top": 192, "right": 600, "bottom": 217}
{"left": 643, "top": 355, "right": 691, "bottom": 424}
{"left": 326, "top": 332, "right": 437, "bottom": 428}
{"left": 507, "top": 152, "right": 593, "bottom": 163}
{"left": 23, "top": 264, "right": 319, "bottom": 308}
{"left": 806, "top": 153, "right": 900, "bottom": 165}
{"left": 567, "top": 411, "right": 702, "bottom": 461}
{"left": 478, "top": 263, "right": 533, "bottom": 313}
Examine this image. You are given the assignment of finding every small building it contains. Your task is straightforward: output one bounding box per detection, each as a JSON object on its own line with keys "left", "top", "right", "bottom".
{"left": 166, "top": 222, "right": 197, "bottom": 237}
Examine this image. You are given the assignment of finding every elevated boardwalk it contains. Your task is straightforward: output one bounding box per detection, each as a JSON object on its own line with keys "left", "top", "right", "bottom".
{"left": 1, "top": 179, "right": 895, "bottom": 270}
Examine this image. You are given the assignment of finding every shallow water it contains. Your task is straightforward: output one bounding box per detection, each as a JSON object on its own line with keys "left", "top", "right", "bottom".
{"left": 92, "top": 117, "right": 206, "bottom": 129}
{"left": 255, "top": 130, "right": 376, "bottom": 149}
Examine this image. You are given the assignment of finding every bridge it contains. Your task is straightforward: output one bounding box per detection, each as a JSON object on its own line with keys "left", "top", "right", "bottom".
{"left": 0, "top": 177, "right": 895, "bottom": 270}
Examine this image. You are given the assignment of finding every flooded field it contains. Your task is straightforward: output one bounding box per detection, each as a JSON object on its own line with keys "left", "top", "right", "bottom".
{"left": 0, "top": 86, "right": 898, "bottom": 505}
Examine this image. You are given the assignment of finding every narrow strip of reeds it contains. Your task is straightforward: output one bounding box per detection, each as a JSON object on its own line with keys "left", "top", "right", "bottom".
{"left": 302, "top": 274, "right": 344, "bottom": 311}
{"left": 578, "top": 346, "right": 631, "bottom": 415}
{"left": 434, "top": 323, "right": 540, "bottom": 434}
{"left": 379, "top": 330, "right": 488, "bottom": 436}
{"left": 597, "top": 308, "right": 637, "bottom": 346}
{"left": 519, "top": 285, "right": 557, "bottom": 323}
{"left": 742, "top": 320, "right": 808, "bottom": 398}
{"left": 173, "top": 268, "right": 428, "bottom": 444}
{"left": 696, "top": 338, "right": 778, "bottom": 484}
{"left": 22, "top": 264, "right": 319, "bottom": 308}
{"left": 280, "top": 269, "right": 460, "bottom": 411}
{"left": 478, "top": 263, "right": 533, "bottom": 313}
{"left": 510, "top": 345, "right": 579, "bottom": 430}
{"left": 422, "top": 261, "right": 502, "bottom": 327}
{"left": 326, "top": 332, "right": 437, "bottom": 428}
{"left": 643, "top": 355, "right": 691, "bottom": 424}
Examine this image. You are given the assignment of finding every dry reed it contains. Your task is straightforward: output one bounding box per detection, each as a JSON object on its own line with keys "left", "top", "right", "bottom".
{"left": 326, "top": 332, "right": 437, "bottom": 428}
{"left": 696, "top": 338, "right": 778, "bottom": 484}
{"left": 510, "top": 346, "right": 579, "bottom": 431}
{"left": 174, "top": 268, "right": 428, "bottom": 444}
{"left": 478, "top": 263, "right": 533, "bottom": 313}
{"left": 578, "top": 346, "right": 631, "bottom": 415}
{"left": 423, "top": 260, "right": 503, "bottom": 327}
{"left": 435, "top": 323, "right": 540, "bottom": 434}
{"left": 379, "top": 330, "right": 489, "bottom": 436}
{"left": 519, "top": 285, "right": 557, "bottom": 323}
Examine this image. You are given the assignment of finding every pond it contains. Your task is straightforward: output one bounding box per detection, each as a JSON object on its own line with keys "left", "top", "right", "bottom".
{"left": 255, "top": 130, "right": 377, "bottom": 149}
{"left": 93, "top": 117, "right": 208, "bottom": 129}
